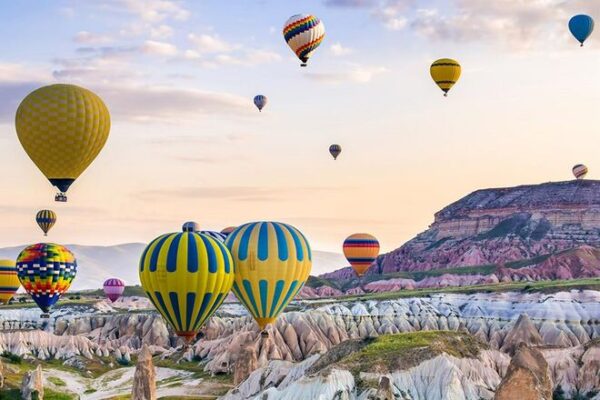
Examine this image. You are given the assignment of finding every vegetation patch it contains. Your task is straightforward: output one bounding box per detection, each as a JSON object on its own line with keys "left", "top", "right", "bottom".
{"left": 47, "top": 376, "right": 67, "bottom": 386}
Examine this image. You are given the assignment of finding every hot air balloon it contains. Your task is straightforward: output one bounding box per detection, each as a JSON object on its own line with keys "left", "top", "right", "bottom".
{"left": 283, "top": 14, "right": 325, "bottom": 67}
{"left": 569, "top": 15, "right": 594, "bottom": 46}
{"left": 0, "top": 260, "right": 20, "bottom": 305}
{"left": 15, "top": 84, "right": 111, "bottom": 202}
{"left": 182, "top": 221, "right": 199, "bottom": 232}
{"left": 254, "top": 95, "right": 268, "bottom": 112}
{"left": 329, "top": 144, "right": 342, "bottom": 160}
{"left": 36, "top": 210, "right": 56, "bottom": 236}
{"left": 343, "top": 233, "right": 380, "bottom": 277}
{"left": 221, "top": 226, "right": 237, "bottom": 238}
{"left": 225, "top": 222, "right": 312, "bottom": 332}
{"left": 103, "top": 278, "right": 125, "bottom": 302}
{"left": 200, "top": 231, "right": 228, "bottom": 242}
{"left": 430, "top": 59, "right": 461, "bottom": 96}
{"left": 573, "top": 164, "right": 588, "bottom": 180}
{"left": 16, "top": 243, "right": 77, "bottom": 316}
{"left": 139, "top": 229, "right": 234, "bottom": 343}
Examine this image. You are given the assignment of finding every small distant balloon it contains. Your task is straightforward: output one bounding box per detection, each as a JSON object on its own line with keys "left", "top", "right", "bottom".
{"left": 430, "top": 58, "right": 461, "bottom": 96}
{"left": 343, "top": 233, "right": 380, "bottom": 277}
{"left": 103, "top": 278, "right": 125, "bottom": 302}
{"left": 0, "top": 259, "right": 20, "bottom": 305}
{"left": 254, "top": 95, "right": 268, "bottom": 112}
{"left": 221, "top": 226, "right": 237, "bottom": 237}
{"left": 182, "top": 221, "right": 199, "bottom": 232}
{"left": 36, "top": 210, "right": 56, "bottom": 236}
{"left": 283, "top": 14, "right": 325, "bottom": 67}
{"left": 329, "top": 144, "right": 341, "bottom": 160}
{"left": 573, "top": 164, "right": 588, "bottom": 180}
{"left": 200, "top": 230, "right": 228, "bottom": 242}
{"left": 569, "top": 15, "right": 594, "bottom": 46}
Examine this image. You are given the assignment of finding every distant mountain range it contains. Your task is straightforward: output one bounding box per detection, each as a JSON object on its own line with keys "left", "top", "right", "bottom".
{"left": 0, "top": 243, "right": 347, "bottom": 290}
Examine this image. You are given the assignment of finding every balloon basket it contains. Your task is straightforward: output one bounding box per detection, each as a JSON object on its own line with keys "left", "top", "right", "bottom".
{"left": 260, "top": 330, "right": 269, "bottom": 339}
{"left": 55, "top": 193, "right": 67, "bottom": 202}
{"left": 40, "top": 313, "right": 50, "bottom": 319}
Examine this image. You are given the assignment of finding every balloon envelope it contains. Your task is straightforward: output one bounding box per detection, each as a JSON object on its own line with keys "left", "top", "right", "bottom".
{"left": 221, "top": 226, "right": 237, "bottom": 236}
{"left": 36, "top": 209, "right": 56, "bottom": 236}
{"left": 343, "top": 233, "right": 380, "bottom": 277}
{"left": 0, "top": 259, "right": 20, "bottom": 305}
{"left": 103, "top": 278, "right": 125, "bottom": 302}
{"left": 16, "top": 243, "right": 77, "bottom": 313}
{"left": 139, "top": 230, "right": 234, "bottom": 343}
{"left": 225, "top": 222, "right": 312, "bottom": 330}
{"left": 182, "top": 221, "right": 199, "bottom": 232}
{"left": 569, "top": 15, "right": 594, "bottom": 45}
{"left": 329, "top": 144, "right": 341, "bottom": 160}
{"left": 200, "top": 230, "right": 228, "bottom": 242}
{"left": 254, "top": 95, "right": 268, "bottom": 112}
{"left": 430, "top": 59, "right": 461, "bottom": 96}
{"left": 15, "top": 84, "right": 110, "bottom": 196}
{"left": 283, "top": 14, "right": 325, "bottom": 66}
{"left": 573, "top": 164, "right": 588, "bottom": 179}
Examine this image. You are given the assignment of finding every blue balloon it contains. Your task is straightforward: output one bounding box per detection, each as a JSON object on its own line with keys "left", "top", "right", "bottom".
{"left": 569, "top": 15, "right": 594, "bottom": 46}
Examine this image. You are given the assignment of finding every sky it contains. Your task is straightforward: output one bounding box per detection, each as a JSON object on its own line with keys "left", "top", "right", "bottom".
{"left": 0, "top": 0, "right": 599, "bottom": 259}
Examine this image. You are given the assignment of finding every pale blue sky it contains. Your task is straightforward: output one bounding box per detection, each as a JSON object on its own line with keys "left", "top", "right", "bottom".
{"left": 0, "top": 0, "right": 599, "bottom": 262}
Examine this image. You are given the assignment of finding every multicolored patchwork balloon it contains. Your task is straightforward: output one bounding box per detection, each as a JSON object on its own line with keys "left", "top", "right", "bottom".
{"left": 36, "top": 209, "right": 56, "bottom": 236}
{"left": 139, "top": 229, "right": 234, "bottom": 343}
{"left": 343, "top": 233, "right": 380, "bottom": 277}
{"left": 103, "top": 278, "right": 125, "bottom": 302}
{"left": 16, "top": 243, "right": 77, "bottom": 314}
{"left": 573, "top": 164, "right": 588, "bottom": 180}
{"left": 283, "top": 14, "right": 325, "bottom": 67}
{"left": 0, "top": 259, "right": 20, "bottom": 305}
{"left": 225, "top": 222, "right": 312, "bottom": 330}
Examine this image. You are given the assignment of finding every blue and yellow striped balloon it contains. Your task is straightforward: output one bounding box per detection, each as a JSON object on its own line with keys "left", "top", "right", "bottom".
{"left": 139, "top": 230, "right": 234, "bottom": 343}
{"left": 0, "top": 259, "right": 20, "bottom": 305}
{"left": 225, "top": 222, "right": 312, "bottom": 330}
{"left": 36, "top": 209, "right": 56, "bottom": 236}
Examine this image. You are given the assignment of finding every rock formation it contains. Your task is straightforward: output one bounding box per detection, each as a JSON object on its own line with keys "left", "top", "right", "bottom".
{"left": 131, "top": 344, "right": 156, "bottom": 400}
{"left": 321, "top": 180, "right": 600, "bottom": 284}
{"left": 234, "top": 345, "right": 258, "bottom": 385}
{"left": 0, "top": 357, "right": 4, "bottom": 389}
{"left": 21, "top": 364, "right": 44, "bottom": 400}
{"left": 500, "top": 314, "right": 543, "bottom": 355}
{"left": 494, "top": 343, "right": 552, "bottom": 400}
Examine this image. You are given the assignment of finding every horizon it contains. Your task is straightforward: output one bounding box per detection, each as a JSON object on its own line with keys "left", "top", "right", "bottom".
{"left": 1, "top": 0, "right": 599, "bottom": 255}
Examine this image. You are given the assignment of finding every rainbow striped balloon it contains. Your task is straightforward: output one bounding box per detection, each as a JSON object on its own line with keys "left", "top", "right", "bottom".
{"left": 225, "top": 222, "right": 312, "bottom": 330}
{"left": 343, "top": 233, "right": 380, "bottom": 277}
{"left": 573, "top": 164, "right": 588, "bottom": 180}
{"left": 36, "top": 209, "right": 56, "bottom": 236}
{"left": 103, "top": 278, "right": 125, "bottom": 302}
{"left": 139, "top": 230, "right": 234, "bottom": 343}
{"left": 16, "top": 243, "right": 77, "bottom": 313}
{"left": 0, "top": 259, "right": 20, "bottom": 304}
{"left": 283, "top": 14, "right": 325, "bottom": 67}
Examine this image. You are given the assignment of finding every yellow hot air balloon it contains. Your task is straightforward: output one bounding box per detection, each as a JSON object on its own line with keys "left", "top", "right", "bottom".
{"left": 343, "top": 233, "right": 380, "bottom": 277}
{"left": 15, "top": 84, "right": 111, "bottom": 202}
{"left": 139, "top": 229, "right": 234, "bottom": 343}
{"left": 0, "top": 260, "right": 20, "bottom": 304}
{"left": 225, "top": 222, "right": 312, "bottom": 331}
{"left": 430, "top": 58, "right": 461, "bottom": 96}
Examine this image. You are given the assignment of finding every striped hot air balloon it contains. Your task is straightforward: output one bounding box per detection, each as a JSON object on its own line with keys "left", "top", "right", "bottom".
{"left": 343, "top": 233, "right": 380, "bottom": 277}
{"left": 16, "top": 243, "right": 77, "bottom": 315}
{"left": 254, "top": 95, "right": 268, "bottom": 112}
{"left": 0, "top": 260, "right": 20, "bottom": 305}
{"left": 103, "top": 278, "right": 125, "bottom": 302}
{"left": 283, "top": 14, "right": 325, "bottom": 67}
{"left": 200, "top": 231, "right": 228, "bottom": 242}
{"left": 36, "top": 209, "right": 56, "bottom": 236}
{"left": 573, "top": 164, "right": 588, "bottom": 180}
{"left": 430, "top": 58, "right": 461, "bottom": 96}
{"left": 225, "top": 222, "right": 312, "bottom": 331}
{"left": 139, "top": 229, "right": 234, "bottom": 343}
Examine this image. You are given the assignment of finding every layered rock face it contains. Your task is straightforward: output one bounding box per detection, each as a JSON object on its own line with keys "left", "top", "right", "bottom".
{"left": 376, "top": 180, "right": 600, "bottom": 274}
{"left": 494, "top": 344, "right": 552, "bottom": 400}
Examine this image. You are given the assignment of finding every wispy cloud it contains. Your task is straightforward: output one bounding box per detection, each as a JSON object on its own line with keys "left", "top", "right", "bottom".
{"left": 141, "top": 40, "right": 178, "bottom": 56}
{"left": 136, "top": 186, "right": 342, "bottom": 202}
{"left": 187, "top": 33, "right": 236, "bottom": 54}
{"left": 74, "top": 31, "right": 113, "bottom": 45}
{"left": 330, "top": 42, "right": 354, "bottom": 56}
{"left": 306, "top": 64, "right": 388, "bottom": 84}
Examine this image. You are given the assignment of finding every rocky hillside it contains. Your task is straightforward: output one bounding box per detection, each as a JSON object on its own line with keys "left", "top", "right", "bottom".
{"left": 322, "top": 180, "right": 600, "bottom": 288}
